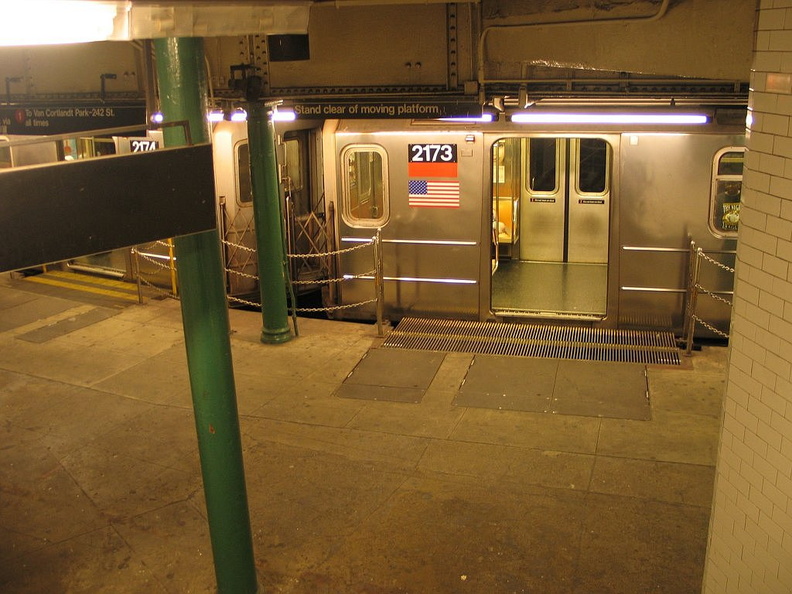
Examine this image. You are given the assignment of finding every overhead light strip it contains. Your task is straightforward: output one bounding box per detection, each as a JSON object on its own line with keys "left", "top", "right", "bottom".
{"left": 510, "top": 113, "right": 709, "bottom": 125}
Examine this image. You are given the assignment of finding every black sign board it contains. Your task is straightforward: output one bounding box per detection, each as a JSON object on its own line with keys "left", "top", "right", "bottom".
{"left": 0, "top": 144, "right": 216, "bottom": 272}
{"left": 0, "top": 104, "right": 146, "bottom": 135}
{"left": 290, "top": 100, "right": 482, "bottom": 119}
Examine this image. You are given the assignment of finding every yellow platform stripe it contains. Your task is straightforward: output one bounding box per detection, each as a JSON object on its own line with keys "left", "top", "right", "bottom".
{"left": 24, "top": 275, "right": 139, "bottom": 302}
{"left": 46, "top": 269, "right": 137, "bottom": 292}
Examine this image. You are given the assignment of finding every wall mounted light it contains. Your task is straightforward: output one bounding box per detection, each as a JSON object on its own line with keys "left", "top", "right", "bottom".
{"left": 271, "top": 108, "right": 296, "bottom": 122}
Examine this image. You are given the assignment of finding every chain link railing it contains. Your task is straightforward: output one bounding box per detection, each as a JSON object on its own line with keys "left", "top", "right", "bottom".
{"left": 683, "top": 239, "right": 735, "bottom": 355}
{"left": 130, "top": 226, "right": 385, "bottom": 337}
{"left": 131, "top": 239, "right": 179, "bottom": 302}
{"left": 221, "top": 229, "right": 385, "bottom": 337}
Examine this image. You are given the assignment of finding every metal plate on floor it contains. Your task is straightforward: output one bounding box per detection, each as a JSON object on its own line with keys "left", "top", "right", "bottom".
{"left": 455, "top": 355, "right": 650, "bottom": 420}
{"left": 454, "top": 356, "right": 557, "bottom": 413}
{"left": 552, "top": 360, "right": 650, "bottom": 420}
{"left": 335, "top": 348, "right": 446, "bottom": 404}
{"left": 17, "top": 307, "right": 118, "bottom": 343}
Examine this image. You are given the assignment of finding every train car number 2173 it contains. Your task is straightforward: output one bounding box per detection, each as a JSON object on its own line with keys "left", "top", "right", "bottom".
{"left": 409, "top": 144, "right": 457, "bottom": 163}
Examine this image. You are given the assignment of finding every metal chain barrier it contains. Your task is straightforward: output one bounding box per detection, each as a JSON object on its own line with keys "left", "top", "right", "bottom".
{"left": 289, "top": 269, "right": 375, "bottom": 286}
{"left": 135, "top": 274, "right": 181, "bottom": 300}
{"left": 134, "top": 228, "right": 385, "bottom": 336}
{"left": 286, "top": 240, "right": 376, "bottom": 258}
{"left": 226, "top": 268, "right": 259, "bottom": 281}
{"left": 696, "top": 285, "right": 733, "bottom": 308}
{"left": 227, "top": 294, "right": 264, "bottom": 309}
{"left": 683, "top": 240, "right": 735, "bottom": 355}
{"left": 221, "top": 231, "right": 385, "bottom": 336}
{"left": 292, "top": 298, "right": 378, "bottom": 313}
{"left": 692, "top": 315, "right": 730, "bottom": 339}
{"left": 131, "top": 241, "right": 179, "bottom": 301}
{"left": 698, "top": 249, "right": 735, "bottom": 274}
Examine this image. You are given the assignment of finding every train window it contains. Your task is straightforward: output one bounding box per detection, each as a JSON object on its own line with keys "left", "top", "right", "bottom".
{"left": 283, "top": 138, "right": 303, "bottom": 192}
{"left": 577, "top": 138, "right": 609, "bottom": 194}
{"left": 342, "top": 144, "right": 388, "bottom": 227}
{"left": 528, "top": 138, "right": 558, "bottom": 192}
{"left": 710, "top": 147, "right": 745, "bottom": 237}
{"left": 236, "top": 142, "right": 254, "bottom": 204}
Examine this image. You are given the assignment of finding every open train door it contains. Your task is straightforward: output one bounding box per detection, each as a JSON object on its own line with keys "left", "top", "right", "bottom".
{"left": 491, "top": 135, "right": 614, "bottom": 321}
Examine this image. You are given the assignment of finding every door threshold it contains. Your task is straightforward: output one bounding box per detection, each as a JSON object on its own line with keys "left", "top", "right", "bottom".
{"left": 493, "top": 309, "right": 606, "bottom": 323}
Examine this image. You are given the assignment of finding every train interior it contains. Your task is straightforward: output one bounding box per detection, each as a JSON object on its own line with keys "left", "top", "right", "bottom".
{"left": 491, "top": 136, "right": 611, "bottom": 321}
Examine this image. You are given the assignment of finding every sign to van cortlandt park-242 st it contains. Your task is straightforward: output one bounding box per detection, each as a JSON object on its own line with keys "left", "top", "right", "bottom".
{"left": 289, "top": 100, "right": 483, "bottom": 119}
{"left": 0, "top": 104, "right": 146, "bottom": 135}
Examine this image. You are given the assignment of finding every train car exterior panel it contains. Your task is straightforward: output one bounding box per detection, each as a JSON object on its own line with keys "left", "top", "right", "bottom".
{"left": 338, "top": 242, "right": 481, "bottom": 319}
{"left": 331, "top": 122, "right": 485, "bottom": 320}
{"left": 617, "top": 132, "right": 743, "bottom": 335}
{"left": 214, "top": 110, "right": 744, "bottom": 340}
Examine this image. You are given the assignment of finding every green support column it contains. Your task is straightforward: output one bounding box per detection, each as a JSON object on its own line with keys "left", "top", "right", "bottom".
{"left": 246, "top": 101, "right": 292, "bottom": 344}
{"left": 153, "top": 38, "right": 258, "bottom": 594}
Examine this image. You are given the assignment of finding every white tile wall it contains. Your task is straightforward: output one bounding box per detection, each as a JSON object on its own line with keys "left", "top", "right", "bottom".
{"left": 703, "top": 3, "right": 792, "bottom": 592}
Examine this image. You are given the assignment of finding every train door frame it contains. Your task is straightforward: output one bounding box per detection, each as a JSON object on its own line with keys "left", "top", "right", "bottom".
{"left": 485, "top": 131, "right": 621, "bottom": 325}
{"left": 280, "top": 125, "right": 329, "bottom": 295}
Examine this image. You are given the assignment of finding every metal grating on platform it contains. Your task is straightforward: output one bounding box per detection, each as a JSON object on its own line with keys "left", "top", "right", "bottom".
{"left": 382, "top": 317, "right": 681, "bottom": 366}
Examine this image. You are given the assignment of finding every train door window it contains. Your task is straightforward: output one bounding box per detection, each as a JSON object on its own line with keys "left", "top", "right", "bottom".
{"left": 577, "top": 138, "right": 609, "bottom": 194}
{"left": 236, "top": 142, "right": 253, "bottom": 204}
{"left": 342, "top": 144, "right": 389, "bottom": 227}
{"left": 529, "top": 138, "right": 558, "bottom": 192}
{"left": 283, "top": 134, "right": 312, "bottom": 217}
{"left": 709, "top": 147, "right": 745, "bottom": 237}
{"left": 283, "top": 138, "right": 303, "bottom": 193}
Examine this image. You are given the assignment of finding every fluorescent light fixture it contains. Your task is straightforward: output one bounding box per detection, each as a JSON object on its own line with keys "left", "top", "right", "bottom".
{"left": 207, "top": 111, "right": 225, "bottom": 123}
{"left": 271, "top": 109, "right": 297, "bottom": 122}
{"left": 439, "top": 113, "right": 495, "bottom": 123}
{"left": 510, "top": 112, "right": 709, "bottom": 125}
{"left": 230, "top": 109, "right": 248, "bottom": 123}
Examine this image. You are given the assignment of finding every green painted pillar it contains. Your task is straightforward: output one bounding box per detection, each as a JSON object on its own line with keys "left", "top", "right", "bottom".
{"left": 246, "top": 101, "right": 292, "bottom": 344}
{"left": 153, "top": 38, "right": 258, "bottom": 594}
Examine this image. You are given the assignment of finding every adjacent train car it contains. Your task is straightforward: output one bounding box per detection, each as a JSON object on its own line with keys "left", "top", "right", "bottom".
{"left": 215, "top": 106, "right": 745, "bottom": 338}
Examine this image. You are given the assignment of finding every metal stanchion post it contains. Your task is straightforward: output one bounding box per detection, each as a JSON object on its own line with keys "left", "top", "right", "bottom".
{"left": 132, "top": 247, "right": 143, "bottom": 304}
{"left": 374, "top": 228, "right": 385, "bottom": 337}
{"left": 685, "top": 245, "right": 702, "bottom": 356}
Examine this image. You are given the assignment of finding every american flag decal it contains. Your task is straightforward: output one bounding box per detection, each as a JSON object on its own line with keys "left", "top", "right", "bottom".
{"left": 408, "top": 180, "right": 461, "bottom": 208}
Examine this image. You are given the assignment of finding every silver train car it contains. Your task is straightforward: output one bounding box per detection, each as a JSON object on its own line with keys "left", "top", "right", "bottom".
{"left": 213, "top": 107, "right": 746, "bottom": 338}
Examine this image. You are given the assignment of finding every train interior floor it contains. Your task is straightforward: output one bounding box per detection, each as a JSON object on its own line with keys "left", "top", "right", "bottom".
{"left": 492, "top": 259, "right": 608, "bottom": 316}
{"left": 0, "top": 271, "right": 727, "bottom": 593}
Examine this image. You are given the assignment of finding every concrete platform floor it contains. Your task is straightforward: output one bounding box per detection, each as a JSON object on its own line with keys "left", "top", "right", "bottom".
{"left": 0, "top": 273, "right": 727, "bottom": 593}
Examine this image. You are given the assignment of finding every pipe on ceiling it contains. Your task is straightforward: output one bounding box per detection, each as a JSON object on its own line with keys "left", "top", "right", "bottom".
{"left": 476, "top": 0, "right": 672, "bottom": 104}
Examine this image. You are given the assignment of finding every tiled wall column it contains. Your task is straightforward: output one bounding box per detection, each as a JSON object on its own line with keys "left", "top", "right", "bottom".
{"left": 703, "top": 2, "right": 792, "bottom": 592}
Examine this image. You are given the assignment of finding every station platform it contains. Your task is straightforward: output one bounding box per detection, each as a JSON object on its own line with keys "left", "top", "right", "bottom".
{"left": 0, "top": 271, "right": 727, "bottom": 593}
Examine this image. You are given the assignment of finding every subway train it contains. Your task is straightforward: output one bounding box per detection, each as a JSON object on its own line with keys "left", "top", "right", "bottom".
{"left": 212, "top": 105, "right": 745, "bottom": 339}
